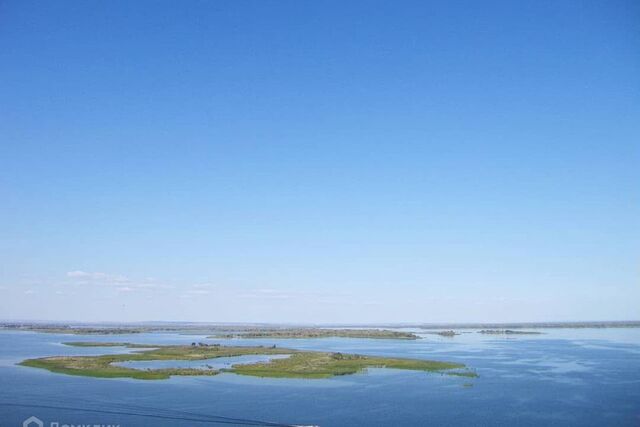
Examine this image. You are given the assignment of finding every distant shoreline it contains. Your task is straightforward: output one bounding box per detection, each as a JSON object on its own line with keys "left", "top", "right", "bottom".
{"left": 414, "top": 321, "right": 640, "bottom": 330}
{"left": 1, "top": 320, "right": 639, "bottom": 336}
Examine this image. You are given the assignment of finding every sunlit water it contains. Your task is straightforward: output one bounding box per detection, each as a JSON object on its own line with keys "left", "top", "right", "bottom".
{"left": 1, "top": 328, "right": 639, "bottom": 426}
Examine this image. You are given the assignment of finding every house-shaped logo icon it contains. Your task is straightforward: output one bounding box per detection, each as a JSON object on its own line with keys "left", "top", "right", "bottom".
{"left": 23, "top": 416, "right": 44, "bottom": 427}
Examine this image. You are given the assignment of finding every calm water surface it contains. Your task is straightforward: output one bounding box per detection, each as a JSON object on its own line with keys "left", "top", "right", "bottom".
{"left": 1, "top": 328, "right": 639, "bottom": 426}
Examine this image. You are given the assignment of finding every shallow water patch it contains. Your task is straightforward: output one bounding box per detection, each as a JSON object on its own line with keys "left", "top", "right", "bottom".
{"left": 113, "top": 354, "right": 291, "bottom": 371}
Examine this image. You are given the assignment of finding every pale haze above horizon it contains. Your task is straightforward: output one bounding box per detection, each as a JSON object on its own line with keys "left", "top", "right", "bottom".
{"left": 1, "top": 0, "right": 638, "bottom": 324}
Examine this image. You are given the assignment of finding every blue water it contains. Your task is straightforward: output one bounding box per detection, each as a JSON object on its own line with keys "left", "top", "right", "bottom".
{"left": 1, "top": 328, "right": 639, "bottom": 426}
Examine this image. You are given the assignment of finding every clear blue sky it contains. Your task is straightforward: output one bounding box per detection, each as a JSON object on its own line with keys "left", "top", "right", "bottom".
{"left": 1, "top": 0, "right": 638, "bottom": 323}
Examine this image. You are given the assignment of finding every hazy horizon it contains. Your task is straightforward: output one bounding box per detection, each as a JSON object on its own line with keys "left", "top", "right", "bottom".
{"left": 3, "top": 319, "right": 640, "bottom": 327}
{"left": 1, "top": 0, "right": 638, "bottom": 324}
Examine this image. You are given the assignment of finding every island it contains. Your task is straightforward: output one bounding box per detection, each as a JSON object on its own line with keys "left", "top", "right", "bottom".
{"left": 209, "top": 328, "right": 420, "bottom": 340}
{"left": 425, "top": 330, "right": 459, "bottom": 337}
{"left": 19, "top": 341, "right": 475, "bottom": 380}
{"left": 478, "top": 329, "right": 542, "bottom": 335}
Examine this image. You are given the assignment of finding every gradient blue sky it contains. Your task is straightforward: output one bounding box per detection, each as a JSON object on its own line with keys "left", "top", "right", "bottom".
{"left": 1, "top": 0, "right": 638, "bottom": 323}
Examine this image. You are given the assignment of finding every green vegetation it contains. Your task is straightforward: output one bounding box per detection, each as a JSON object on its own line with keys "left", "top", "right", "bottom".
{"left": 231, "top": 351, "right": 465, "bottom": 378}
{"left": 445, "top": 370, "right": 478, "bottom": 378}
{"left": 20, "top": 342, "right": 293, "bottom": 380}
{"left": 64, "top": 341, "right": 154, "bottom": 347}
{"left": 423, "top": 330, "right": 459, "bottom": 337}
{"left": 19, "top": 357, "right": 217, "bottom": 380}
{"left": 210, "top": 328, "right": 420, "bottom": 340}
{"left": 19, "top": 342, "right": 473, "bottom": 380}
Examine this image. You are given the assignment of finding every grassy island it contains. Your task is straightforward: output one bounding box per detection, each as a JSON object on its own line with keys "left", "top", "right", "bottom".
{"left": 19, "top": 341, "right": 473, "bottom": 380}
{"left": 478, "top": 329, "right": 542, "bottom": 335}
{"left": 209, "top": 328, "right": 420, "bottom": 340}
{"left": 423, "top": 330, "right": 459, "bottom": 337}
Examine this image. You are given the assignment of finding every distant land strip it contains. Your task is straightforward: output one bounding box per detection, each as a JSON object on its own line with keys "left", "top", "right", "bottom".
{"left": 1, "top": 320, "right": 639, "bottom": 336}
{"left": 209, "top": 328, "right": 420, "bottom": 340}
